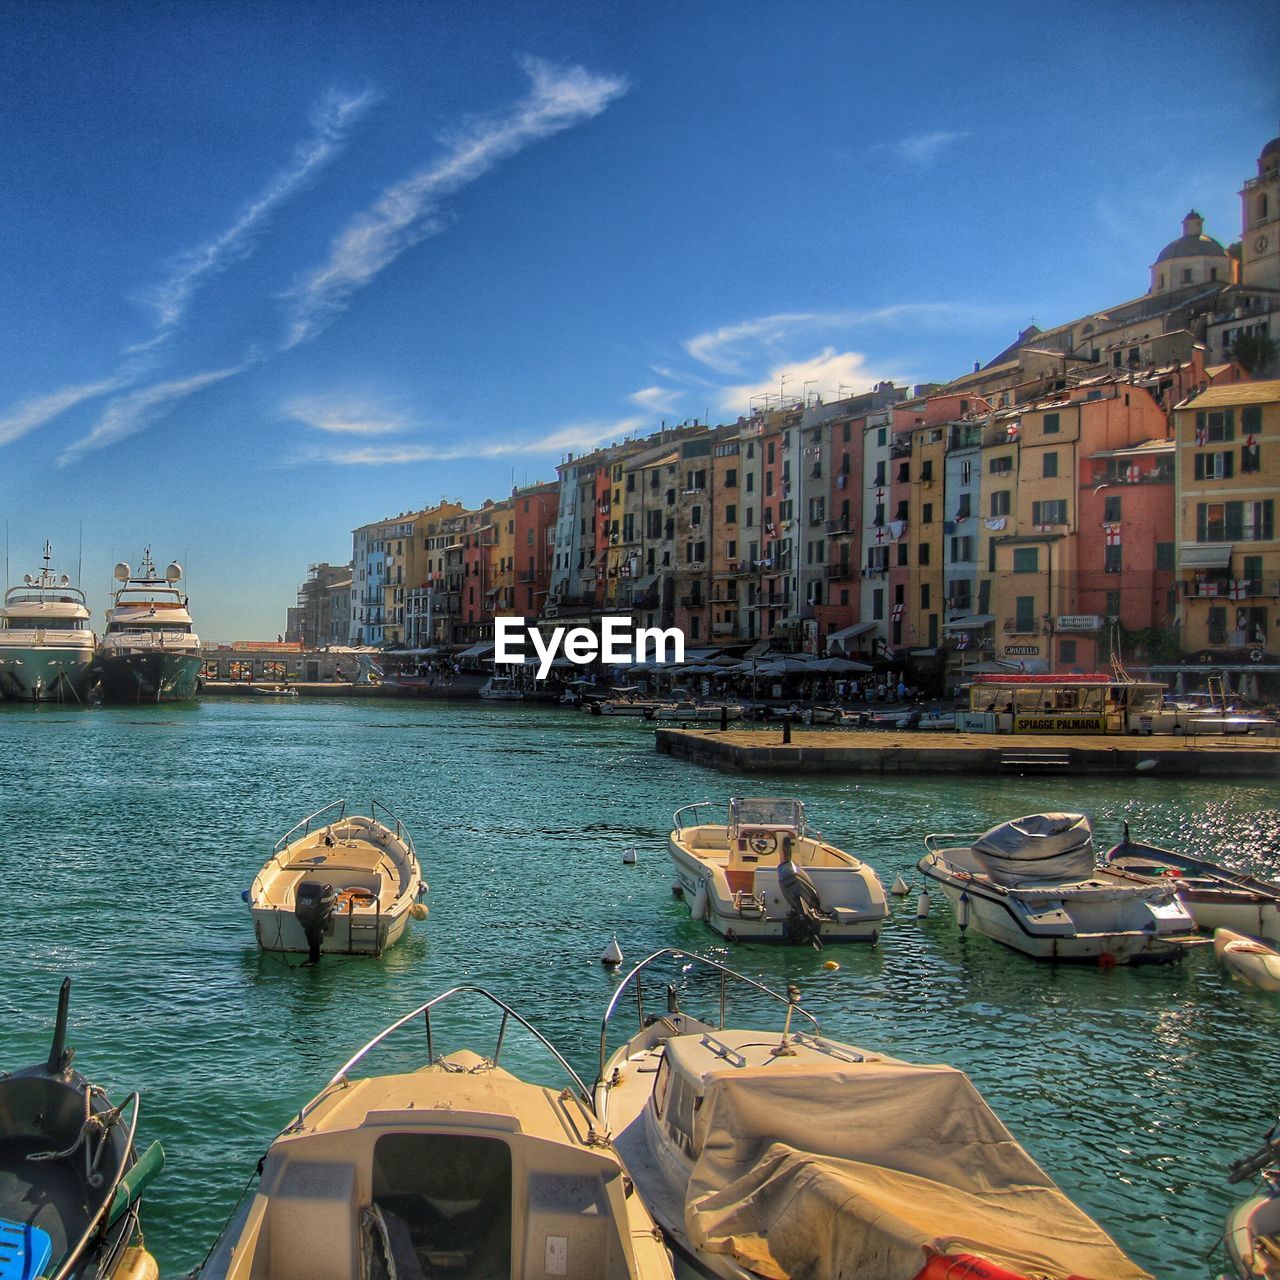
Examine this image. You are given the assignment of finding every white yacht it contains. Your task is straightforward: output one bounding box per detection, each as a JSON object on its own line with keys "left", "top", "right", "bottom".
{"left": 95, "top": 549, "right": 201, "bottom": 703}
{"left": 0, "top": 543, "right": 95, "bottom": 703}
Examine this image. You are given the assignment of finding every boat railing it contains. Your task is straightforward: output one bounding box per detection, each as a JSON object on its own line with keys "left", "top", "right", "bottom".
{"left": 595, "top": 949, "right": 823, "bottom": 1090}
{"left": 370, "top": 798, "right": 416, "bottom": 862}
{"left": 922, "top": 832, "right": 979, "bottom": 855}
{"left": 292, "top": 986, "right": 593, "bottom": 1129}
{"left": 273, "top": 799, "right": 348, "bottom": 854}
{"left": 1228, "top": 1115, "right": 1280, "bottom": 1184}
{"left": 672, "top": 801, "right": 722, "bottom": 832}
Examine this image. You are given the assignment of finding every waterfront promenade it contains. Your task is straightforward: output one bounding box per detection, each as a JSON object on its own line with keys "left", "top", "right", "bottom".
{"left": 656, "top": 725, "right": 1280, "bottom": 777}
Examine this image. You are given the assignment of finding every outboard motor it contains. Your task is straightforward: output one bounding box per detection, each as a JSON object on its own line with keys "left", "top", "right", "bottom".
{"left": 778, "top": 859, "right": 830, "bottom": 951}
{"left": 294, "top": 881, "right": 335, "bottom": 965}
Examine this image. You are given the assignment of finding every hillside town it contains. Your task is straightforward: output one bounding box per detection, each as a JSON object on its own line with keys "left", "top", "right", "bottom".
{"left": 285, "top": 135, "right": 1280, "bottom": 698}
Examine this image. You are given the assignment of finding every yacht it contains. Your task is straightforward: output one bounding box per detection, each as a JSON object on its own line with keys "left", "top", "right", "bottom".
{"left": 0, "top": 543, "right": 95, "bottom": 703}
{"left": 919, "top": 812, "right": 1198, "bottom": 963}
{"left": 594, "top": 950, "right": 1149, "bottom": 1280}
{"left": 197, "top": 985, "right": 674, "bottom": 1280}
{"left": 669, "top": 797, "right": 889, "bottom": 945}
{"left": 95, "top": 550, "right": 201, "bottom": 703}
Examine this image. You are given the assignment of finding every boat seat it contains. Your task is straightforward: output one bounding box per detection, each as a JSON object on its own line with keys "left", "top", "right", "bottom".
{"left": 0, "top": 1218, "right": 53, "bottom": 1280}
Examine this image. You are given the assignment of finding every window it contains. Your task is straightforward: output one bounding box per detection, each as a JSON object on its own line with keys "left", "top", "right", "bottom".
{"left": 1242, "top": 443, "right": 1261, "bottom": 473}
{"left": 919, "top": 543, "right": 930, "bottom": 565}
{"left": 922, "top": 503, "right": 933, "bottom": 523}
{"left": 1042, "top": 452, "right": 1058, "bottom": 479}
{"left": 989, "top": 456, "right": 1012, "bottom": 475}
{"left": 872, "top": 589, "right": 884, "bottom": 620}
{"left": 877, "top": 428, "right": 887, "bottom": 447}
{"left": 1196, "top": 409, "right": 1235, "bottom": 442}
{"left": 921, "top": 460, "right": 934, "bottom": 482}
{"left": 1013, "top": 547, "right": 1039, "bottom": 574}
{"left": 1182, "top": 268, "right": 1193, "bottom": 283}
{"left": 767, "top": 442, "right": 775, "bottom": 463}
{"left": 1043, "top": 412, "right": 1060, "bottom": 434}
{"left": 1244, "top": 555, "right": 1263, "bottom": 594}
{"left": 746, "top": 473, "right": 755, "bottom": 493}
{"left": 960, "top": 461, "right": 972, "bottom": 485}
{"left": 1032, "top": 499, "right": 1067, "bottom": 525}
{"left": 1194, "top": 451, "right": 1234, "bottom": 480}
{"left": 948, "top": 579, "right": 972, "bottom": 610}
{"left": 1155, "top": 542, "right": 1174, "bottom": 571}
{"left": 1243, "top": 406, "right": 1263, "bottom": 435}
{"left": 897, "top": 463, "right": 910, "bottom": 483}
{"left": 897, "top": 543, "right": 909, "bottom": 566}
{"left": 956, "top": 493, "right": 971, "bottom": 519}
{"left": 690, "top": 505, "right": 702, "bottom": 527}
{"left": 950, "top": 536, "right": 974, "bottom": 561}
{"left": 874, "top": 462, "right": 886, "bottom": 486}
{"left": 1105, "top": 544, "right": 1122, "bottom": 574}
{"left": 1104, "top": 496, "right": 1122, "bottom": 523}
{"left": 1059, "top": 639, "right": 1077, "bottom": 664}
{"left": 1014, "top": 596, "right": 1036, "bottom": 631}
{"left": 1196, "top": 500, "right": 1275, "bottom": 542}
{"left": 724, "top": 468, "right": 737, "bottom": 488}
{"left": 990, "top": 490, "right": 1011, "bottom": 516}
{"left": 725, "top": 504, "right": 737, "bottom": 524}
{"left": 920, "top": 583, "right": 931, "bottom": 609}
{"left": 765, "top": 473, "right": 773, "bottom": 496}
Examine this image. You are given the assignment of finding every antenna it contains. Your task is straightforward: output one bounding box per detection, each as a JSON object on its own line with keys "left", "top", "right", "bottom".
{"left": 77, "top": 523, "right": 83, "bottom": 588}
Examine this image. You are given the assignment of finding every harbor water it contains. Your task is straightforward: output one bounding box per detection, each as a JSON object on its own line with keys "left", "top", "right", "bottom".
{"left": 2, "top": 698, "right": 1278, "bottom": 1278}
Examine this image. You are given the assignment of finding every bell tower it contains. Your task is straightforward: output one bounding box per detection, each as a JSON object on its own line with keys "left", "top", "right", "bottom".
{"left": 1240, "top": 135, "right": 1280, "bottom": 290}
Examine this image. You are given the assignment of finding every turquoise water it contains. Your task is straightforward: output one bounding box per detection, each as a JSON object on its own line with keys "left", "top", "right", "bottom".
{"left": 2, "top": 698, "right": 1278, "bottom": 1278}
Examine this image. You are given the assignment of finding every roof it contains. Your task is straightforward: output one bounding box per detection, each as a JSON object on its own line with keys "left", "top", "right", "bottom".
{"left": 1154, "top": 233, "right": 1227, "bottom": 263}
{"left": 1176, "top": 380, "right": 1280, "bottom": 410}
{"left": 1088, "top": 439, "right": 1175, "bottom": 459}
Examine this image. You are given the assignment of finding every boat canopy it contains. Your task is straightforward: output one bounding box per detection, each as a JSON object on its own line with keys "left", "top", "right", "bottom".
{"left": 683, "top": 1059, "right": 1148, "bottom": 1280}
{"left": 971, "top": 812, "right": 1094, "bottom": 885}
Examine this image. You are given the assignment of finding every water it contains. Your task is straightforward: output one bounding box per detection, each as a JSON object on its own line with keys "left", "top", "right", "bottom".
{"left": 2, "top": 698, "right": 1278, "bottom": 1278}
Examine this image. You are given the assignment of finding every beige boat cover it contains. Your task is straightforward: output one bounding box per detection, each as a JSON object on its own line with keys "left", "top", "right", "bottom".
{"left": 684, "top": 1060, "right": 1150, "bottom": 1280}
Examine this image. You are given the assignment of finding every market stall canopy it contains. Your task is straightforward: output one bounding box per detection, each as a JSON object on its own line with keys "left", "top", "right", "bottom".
{"left": 804, "top": 657, "right": 872, "bottom": 674}
{"left": 458, "top": 641, "right": 496, "bottom": 659}
{"left": 825, "top": 622, "right": 876, "bottom": 655}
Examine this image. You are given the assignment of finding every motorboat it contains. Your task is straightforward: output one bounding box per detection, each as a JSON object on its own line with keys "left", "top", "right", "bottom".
{"left": 478, "top": 674, "right": 524, "bottom": 699}
{"left": 588, "top": 697, "right": 667, "bottom": 717}
{"left": 669, "top": 798, "right": 889, "bottom": 945}
{"left": 593, "top": 949, "right": 1150, "bottom": 1280}
{"left": 95, "top": 549, "right": 201, "bottom": 703}
{"left": 1221, "top": 1117, "right": 1280, "bottom": 1278}
{"left": 1215, "top": 928, "right": 1280, "bottom": 993}
{"left": 918, "top": 813, "right": 1197, "bottom": 963}
{"left": 250, "top": 684, "right": 299, "bottom": 698}
{"left": 247, "top": 800, "right": 426, "bottom": 961}
{"left": 0, "top": 543, "right": 95, "bottom": 703}
{"left": 1100, "top": 824, "right": 1280, "bottom": 941}
{"left": 0, "top": 979, "right": 163, "bottom": 1280}
{"left": 197, "top": 985, "right": 674, "bottom": 1280}
{"left": 647, "top": 702, "right": 743, "bottom": 723}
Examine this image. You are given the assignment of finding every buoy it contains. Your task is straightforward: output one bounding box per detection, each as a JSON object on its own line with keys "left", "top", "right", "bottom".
{"left": 956, "top": 890, "right": 970, "bottom": 931}
{"left": 623, "top": 846, "right": 637, "bottom": 865}
{"left": 1136, "top": 758, "right": 1158, "bottom": 772}
{"left": 891, "top": 874, "right": 910, "bottom": 896}
{"left": 410, "top": 902, "right": 429, "bottom": 921}
{"left": 823, "top": 959, "right": 840, "bottom": 971}
{"left": 601, "top": 935, "right": 623, "bottom": 967}
{"left": 916, "top": 889, "right": 931, "bottom": 919}
{"left": 240, "top": 889, "right": 251, "bottom": 903}
{"left": 691, "top": 880, "right": 709, "bottom": 921}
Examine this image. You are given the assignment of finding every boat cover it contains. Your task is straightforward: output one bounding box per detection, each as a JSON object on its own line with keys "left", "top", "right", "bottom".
{"left": 684, "top": 1060, "right": 1149, "bottom": 1280}
{"left": 971, "top": 812, "right": 1094, "bottom": 885}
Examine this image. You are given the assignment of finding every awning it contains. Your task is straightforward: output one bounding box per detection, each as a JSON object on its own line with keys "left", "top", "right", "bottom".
{"left": 943, "top": 614, "right": 996, "bottom": 631}
{"left": 827, "top": 622, "right": 875, "bottom": 642}
{"left": 776, "top": 615, "right": 804, "bottom": 629}
{"left": 1179, "top": 543, "right": 1232, "bottom": 569}
{"left": 629, "top": 574, "right": 659, "bottom": 593}
{"left": 458, "top": 641, "right": 495, "bottom": 659}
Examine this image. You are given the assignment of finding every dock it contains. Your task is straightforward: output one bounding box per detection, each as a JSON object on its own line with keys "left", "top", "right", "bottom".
{"left": 655, "top": 727, "right": 1280, "bottom": 777}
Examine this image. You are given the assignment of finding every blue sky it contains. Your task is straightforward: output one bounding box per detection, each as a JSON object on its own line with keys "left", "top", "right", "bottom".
{"left": 1, "top": 0, "right": 1276, "bottom": 639}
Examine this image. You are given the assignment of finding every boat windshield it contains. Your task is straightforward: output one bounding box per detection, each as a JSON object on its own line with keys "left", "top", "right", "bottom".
{"left": 106, "top": 621, "right": 192, "bottom": 634}
{"left": 1, "top": 616, "right": 87, "bottom": 630}
{"left": 729, "top": 797, "right": 806, "bottom": 835}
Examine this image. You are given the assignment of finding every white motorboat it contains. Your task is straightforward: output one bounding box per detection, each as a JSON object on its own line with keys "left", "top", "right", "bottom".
{"left": 918, "top": 813, "right": 1197, "bottom": 963}
{"left": 1221, "top": 1118, "right": 1280, "bottom": 1279}
{"left": 0, "top": 543, "right": 95, "bottom": 703}
{"left": 95, "top": 550, "right": 201, "bottom": 704}
{"left": 1216, "top": 928, "right": 1280, "bottom": 993}
{"left": 647, "top": 702, "right": 743, "bottom": 723}
{"left": 250, "top": 684, "right": 298, "bottom": 698}
{"left": 478, "top": 674, "right": 524, "bottom": 699}
{"left": 198, "top": 985, "right": 674, "bottom": 1280}
{"left": 247, "top": 801, "right": 426, "bottom": 961}
{"left": 669, "top": 798, "right": 889, "bottom": 945}
{"left": 594, "top": 949, "right": 1150, "bottom": 1280}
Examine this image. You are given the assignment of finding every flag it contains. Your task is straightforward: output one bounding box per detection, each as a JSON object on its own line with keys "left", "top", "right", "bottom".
{"left": 956, "top": 633, "right": 969, "bottom": 650}
{"left": 1195, "top": 424, "right": 1208, "bottom": 446}
{"left": 1228, "top": 580, "right": 1247, "bottom": 601}
{"left": 892, "top": 603, "right": 905, "bottom": 620}
{"left": 1125, "top": 464, "right": 1141, "bottom": 483}
{"left": 1006, "top": 423, "right": 1020, "bottom": 440}
{"left": 1105, "top": 525, "right": 1121, "bottom": 547}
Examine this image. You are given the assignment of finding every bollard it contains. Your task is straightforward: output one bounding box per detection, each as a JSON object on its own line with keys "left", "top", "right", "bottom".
{"left": 782, "top": 716, "right": 792, "bottom": 745}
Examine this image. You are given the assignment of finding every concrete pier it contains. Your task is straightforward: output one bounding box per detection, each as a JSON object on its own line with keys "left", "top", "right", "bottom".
{"left": 655, "top": 727, "right": 1280, "bottom": 777}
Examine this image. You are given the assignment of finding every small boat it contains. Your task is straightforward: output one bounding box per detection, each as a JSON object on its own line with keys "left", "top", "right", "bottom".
{"left": 594, "top": 949, "right": 1150, "bottom": 1280}
{"left": 1, "top": 979, "right": 163, "bottom": 1280}
{"left": 478, "top": 674, "right": 524, "bottom": 699}
{"left": 647, "top": 702, "right": 743, "bottom": 723}
{"left": 669, "top": 797, "right": 889, "bottom": 945}
{"left": 1101, "top": 824, "right": 1280, "bottom": 940}
{"left": 588, "top": 698, "right": 667, "bottom": 716}
{"left": 0, "top": 543, "right": 96, "bottom": 704}
{"left": 918, "top": 812, "right": 1197, "bottom": 963}
{"left": 249, "top": 684, "right": 298, "bottom": 698}
{"left": 95, "top": 549, "right": 202, "bottom": 704}
{"left": 247, "top": 800, "right": 426, "bottom": 961}
{"left": 197, "top": 985, "right": 674, "bottom": 1280}
{"left": 1216, "top": 928, "right": 1280, "bottom": 993}
{"left": 1221, "top": 1117, "right": 1280, "bottom": 1279}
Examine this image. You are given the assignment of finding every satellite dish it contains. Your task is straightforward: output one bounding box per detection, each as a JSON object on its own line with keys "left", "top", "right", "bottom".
{"left": 114, "top": 563, "right": 131, "bottom": 582}
{"left": 23, "top": 574, "right": 33, "bottom": 586}
{"left": 59, "top": 575, "right": 70, "bottom": 587}
{"left": 165, "top": 562, "right": 182, "bottom": 583}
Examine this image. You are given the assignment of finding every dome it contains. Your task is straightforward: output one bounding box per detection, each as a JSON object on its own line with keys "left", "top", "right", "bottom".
{"left": 1155, "top": 234, "right": 1228, "bottom": 263}
{"left": 1262, "top": 135, "right": 1280, "bottom": 165}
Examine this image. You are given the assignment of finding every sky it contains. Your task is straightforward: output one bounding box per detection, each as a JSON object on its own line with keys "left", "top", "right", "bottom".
{"left": 1, "top": 1, "right": 1277, "bottom": 640}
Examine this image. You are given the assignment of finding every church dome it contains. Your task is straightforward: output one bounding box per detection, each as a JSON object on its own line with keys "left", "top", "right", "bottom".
{"left": 1261, "top": 135, "right": 1280, "bottom": 166}
{"left": 1154, "top": 209, "right": 1227, "bottom": 262}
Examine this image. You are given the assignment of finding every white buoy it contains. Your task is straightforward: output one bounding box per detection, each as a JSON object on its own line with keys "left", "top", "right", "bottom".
{"left": 691, "top": 880, "right": 709, "bottom": 921}
{"left": 916, "top": 888, "right": 931, "bottom": 919}
{"left": 1136, "top": 759, "right": 1158, "bottom": 772}
{"left": 601, "top": 935, "right": 623, "bottom": 967}
{"left": 891, "top": 874, "right": 910, "bottom": 896}
{"left": 623, "top": 846, "right": 637, "bottom": 865}
{"left": 956, "top": 891, "right": 970, "bottom": 931}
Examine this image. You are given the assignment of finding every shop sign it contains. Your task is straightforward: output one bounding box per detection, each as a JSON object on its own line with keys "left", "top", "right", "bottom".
{"left": 1014, "top": 714, "right": 1107, "bottom": 734}
{"left": 1004, "top": 645, "right": 1040, "bottom": 656}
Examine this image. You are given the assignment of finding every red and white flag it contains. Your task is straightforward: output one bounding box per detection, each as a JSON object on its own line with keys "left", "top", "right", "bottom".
{"left": 1125, "top": 463, "right": 1141, "bottom": 483}
{"left": 1229, "top": 580, "right": 1248, "bottom": 601}
{"left": 892, "top": 603, "right": 905, "bottom": 621}
{"left": 1105, "top": 525, "right": 1121, "bottom": 547}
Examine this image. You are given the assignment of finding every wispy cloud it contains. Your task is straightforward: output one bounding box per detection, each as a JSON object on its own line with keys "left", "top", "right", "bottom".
{"left": 0, "top": 374, "right": 133, "bottom": 447}
{"left": 684, "top": 304, "right": 993, "bottom": 376}
{"left": 283, "top": 393, "right": 409, "bottom": 436}
{"left": 305, "top": 414, "right": 648, "bottom": 466}
{"left": 281, "top": 56, "right": 627, "bottom": 349}
{"left": 137, "top": 88, "right": 376, "bottom": 340}
{"left": 629, "top": 385, "right": 682, "bottom": 414}
{"left": 894, "top": 130, "right": 972, "bottom": 165}
{"left": 59, "top": 364, "right": 251, "bottom": 467}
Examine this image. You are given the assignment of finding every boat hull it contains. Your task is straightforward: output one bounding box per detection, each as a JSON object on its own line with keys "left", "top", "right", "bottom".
{"left": 0, "top": 647, "right": 94, "bottom": 702}
{"left": 1216, "top": 928, "right": 1280, "bottom": 993}
{"left": 1223, "top": 1190, "right": 1280, "bottom": 1277}
{"left": 919, "top": 854, "right": 1193, "bottom": 963}
{"left": 96, "top": 650, "right": 201, "bottom": 703}
{"left": 252, "top": 904, "right": 411, "bottom": 956}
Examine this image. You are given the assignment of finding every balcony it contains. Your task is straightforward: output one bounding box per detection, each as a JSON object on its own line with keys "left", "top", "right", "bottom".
{"left": 825, "top": 562, "right": 855, "bottom": 580}
{"left": 1003, "top": 618, "right": 1041, "bottom": 635}
{"left": 678, "top": 595, "right": 705, "bottom": 609}
{"left": 826, "top": 518, "right": 855, "bottom": 536}
{"left": 518, "top": 571, "right": 539, "bottom": 584}
{"left": 712, "top": 621, "right": 737, "bottom": 636}
{"left": 1184, "top": 579, "right": 1279, "bottom": 598}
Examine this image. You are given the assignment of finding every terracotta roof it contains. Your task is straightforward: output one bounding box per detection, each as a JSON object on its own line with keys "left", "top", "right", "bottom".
{"left": 1175, "top": 380, "right": 1280, "bottom": 410}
